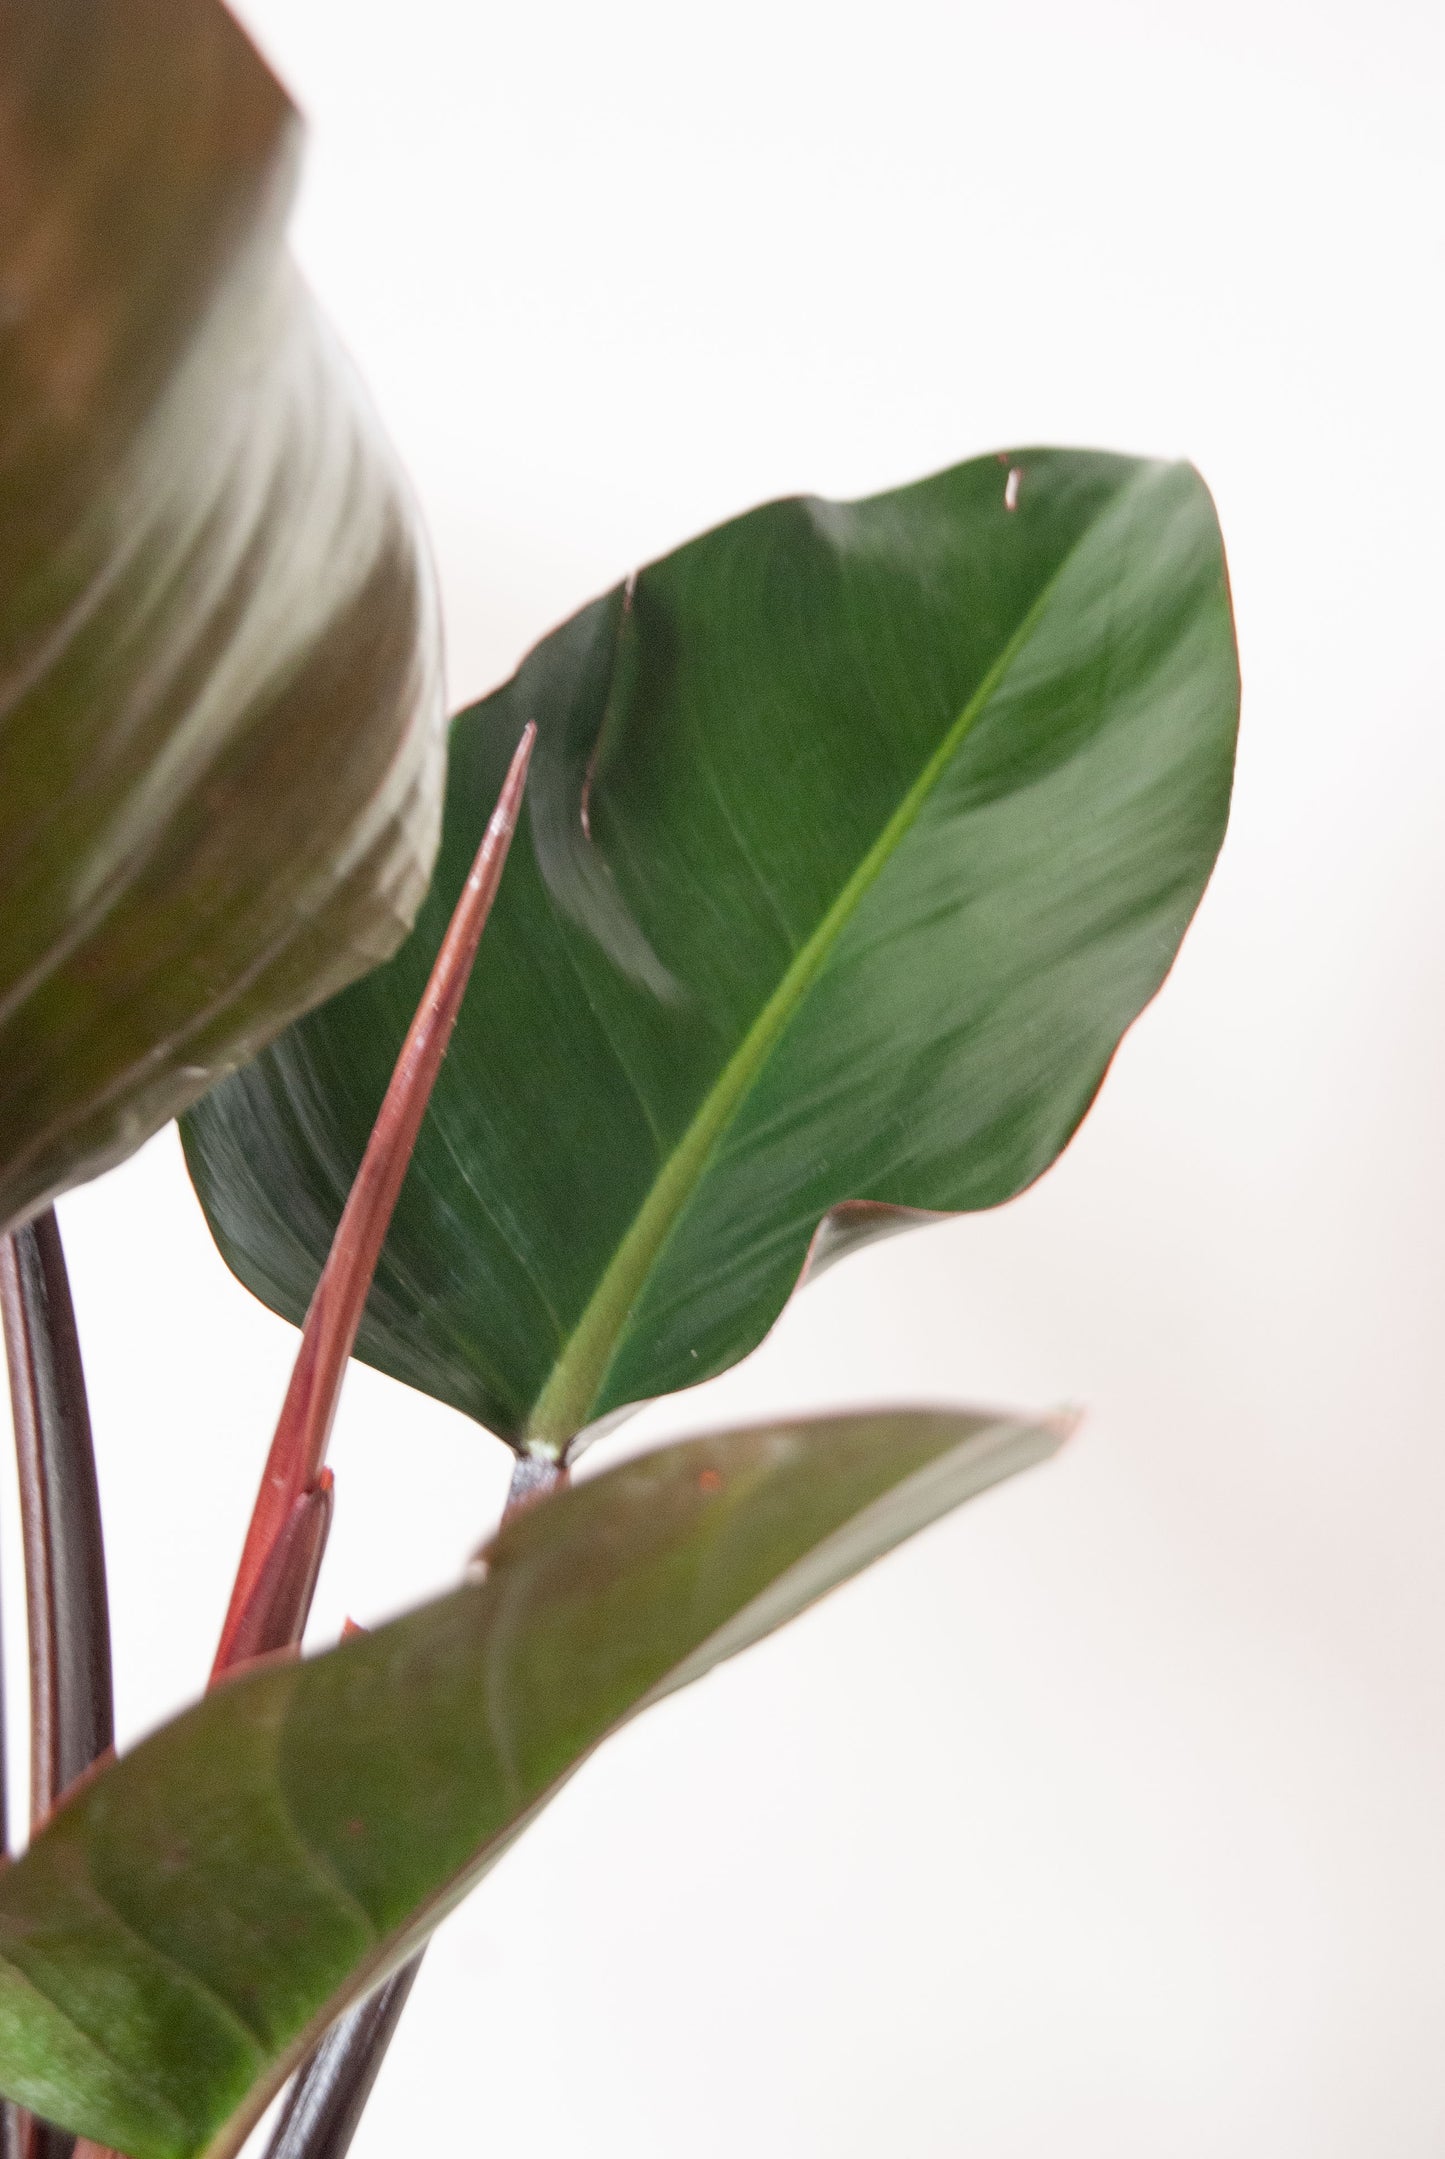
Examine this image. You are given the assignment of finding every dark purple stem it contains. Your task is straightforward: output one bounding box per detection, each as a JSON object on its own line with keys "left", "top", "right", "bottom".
{"left": 258, "top": 1961, "right": 421, "bottom": 2159}
{"left": 260, "top": 1450, "right": 566, "bottom": 2159}
{"left": 0, "top": 1207, "right": 115, "bottom": 2159}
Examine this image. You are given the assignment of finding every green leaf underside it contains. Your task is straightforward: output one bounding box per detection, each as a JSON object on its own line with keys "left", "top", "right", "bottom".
{"left": 0, "top": 1408, "right": 1060, "bottom": 2158}
{"left": 183, "top": 448, "right": 1238, "bottom": 1449}
{"left": 0, "top": 0, "right": 444, "bottom": 1235}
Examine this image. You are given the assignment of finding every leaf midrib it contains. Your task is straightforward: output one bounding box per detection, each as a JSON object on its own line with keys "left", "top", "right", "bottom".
{"left": 525, "top": 471, "right": 1145, "bottom": 1450}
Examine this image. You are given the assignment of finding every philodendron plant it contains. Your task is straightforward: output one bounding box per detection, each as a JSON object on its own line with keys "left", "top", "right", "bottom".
{"left": 0, "top": 6, "right": 1239, "bottom": 2159}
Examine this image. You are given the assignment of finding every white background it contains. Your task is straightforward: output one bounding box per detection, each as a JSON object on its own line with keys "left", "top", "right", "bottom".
{"left": 4, "top": 0, "right": 1445, "bottom": 2152}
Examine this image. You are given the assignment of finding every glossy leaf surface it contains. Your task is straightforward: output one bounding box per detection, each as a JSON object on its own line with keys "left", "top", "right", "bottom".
{"left": 0, "top": 1406, "right": 1060, "bottom": 2158}
{"left": 185, "top": 449, "right": 1237, "bottom": 1450}
{"left": 0, "top": 0, "right": 444, "bottom": 1234}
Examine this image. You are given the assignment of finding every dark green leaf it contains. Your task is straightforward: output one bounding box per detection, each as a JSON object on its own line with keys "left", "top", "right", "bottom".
{"left": 184, "top": 449, "right": 1237, "bottom": 1450}
{"left": 0, "top": 1406, "right": 1061, "bottom": 2158}
{"left": 0, "top": 0, "right": 444, "bottom": 1235}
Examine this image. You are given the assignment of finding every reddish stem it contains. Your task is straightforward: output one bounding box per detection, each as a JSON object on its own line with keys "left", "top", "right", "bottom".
{"left": 211, "top": 723, "right": 535, "bottom": 1680}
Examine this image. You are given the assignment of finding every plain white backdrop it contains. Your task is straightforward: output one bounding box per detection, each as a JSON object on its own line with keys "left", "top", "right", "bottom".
{"left": 4, "top": 0, "right": 1444, "bottom": 2152}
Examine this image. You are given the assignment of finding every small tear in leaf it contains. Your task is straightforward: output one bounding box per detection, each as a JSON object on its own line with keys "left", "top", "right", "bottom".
{"left": 1004, "top": 467, "right": 1022, "bottom": 512}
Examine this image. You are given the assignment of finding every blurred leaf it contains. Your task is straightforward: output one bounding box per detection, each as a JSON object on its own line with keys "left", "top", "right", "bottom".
{"left": 0, "top": 1406, "right": 1060, "bottom": 2158}
{"left": 0, "top": 0, "right": 445, "bottom": 1234}
{"left": 184, "top": 448, "right": 1237, "bottom": 1451}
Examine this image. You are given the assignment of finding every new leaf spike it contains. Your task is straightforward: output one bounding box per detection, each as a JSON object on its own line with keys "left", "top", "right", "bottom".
{"left": 213, "top": 724, "right": 536, "bottom": 1679}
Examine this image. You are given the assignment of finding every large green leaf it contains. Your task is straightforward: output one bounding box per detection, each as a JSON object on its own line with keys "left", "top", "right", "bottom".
{"left": 0, "top": 1406, "right": 1060, "bottom": 2158}
{"left": 0, "top": 0, "right": 444, "bottom": 1235}
{"left": 184, "top": 449, "right": 1237, "bottom": 1451}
